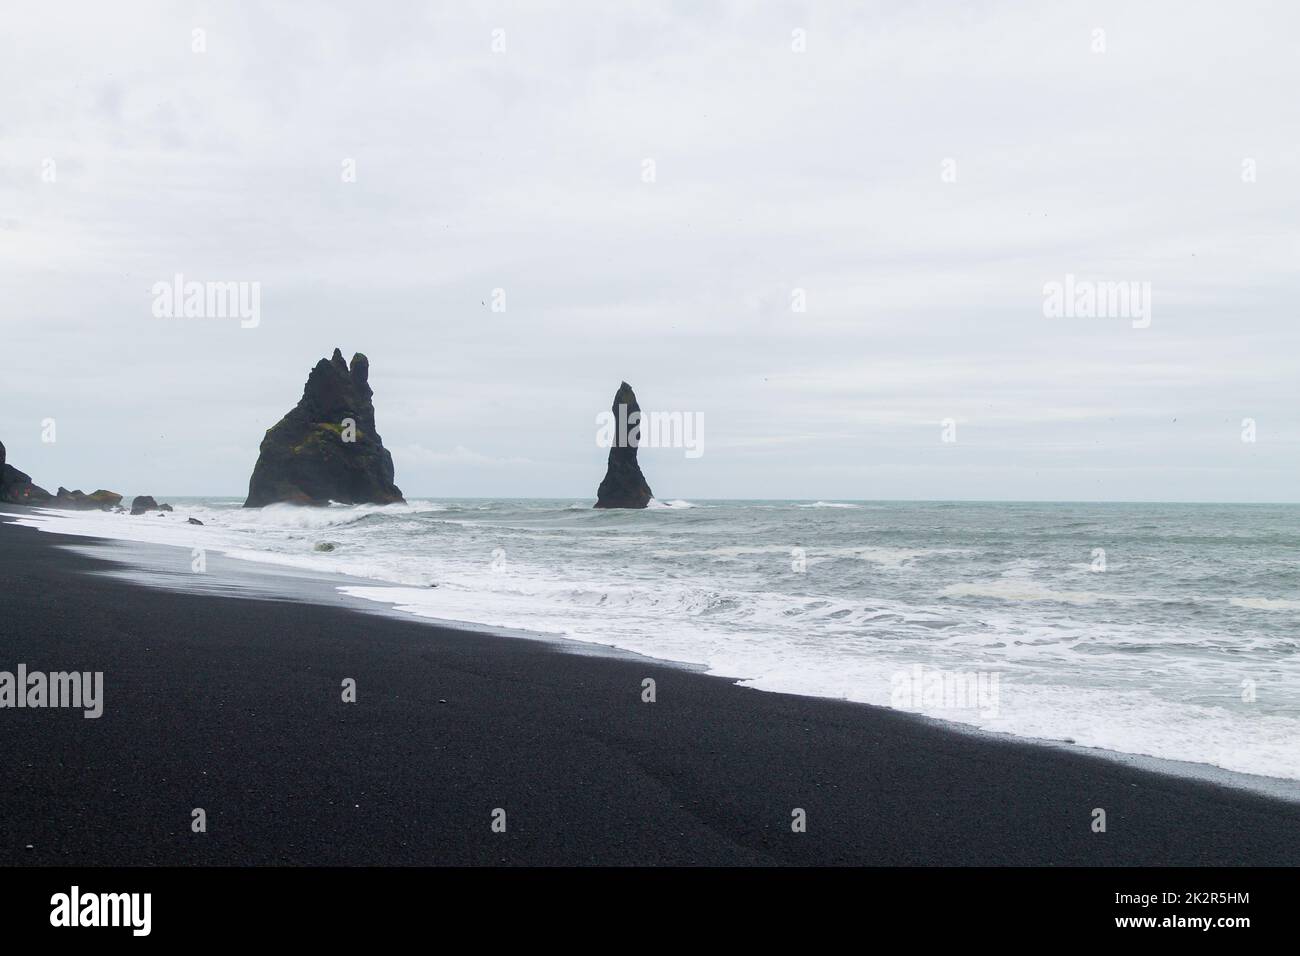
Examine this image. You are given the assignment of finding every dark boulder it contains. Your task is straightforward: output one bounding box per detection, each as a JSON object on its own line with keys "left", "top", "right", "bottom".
{"left": 244, "top": 348, "right": 404, "bottom": 508}
{"left": 594, "top": 382, "right": 654, "bottom": 509}
{"left": 129, "top": 495, "right": 173, "bottom": 515}
{"left": 186, "top": 517, "right": 204, "bottom": 525}
{"left": 130, "top": 495, "right": 160, "bottom": 515}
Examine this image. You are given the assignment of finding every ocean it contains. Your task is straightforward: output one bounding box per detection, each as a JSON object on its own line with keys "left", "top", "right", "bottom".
{"left": 11, "top": 498, "right": 1300, "bottom": 782}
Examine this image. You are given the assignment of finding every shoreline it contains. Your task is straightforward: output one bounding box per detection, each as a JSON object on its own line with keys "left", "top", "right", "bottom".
{"left": 9, "top": 505, "right": 1300, "bottom": 803}
{"left": 1, "top": 513, "right": 1298, "bottom": 865}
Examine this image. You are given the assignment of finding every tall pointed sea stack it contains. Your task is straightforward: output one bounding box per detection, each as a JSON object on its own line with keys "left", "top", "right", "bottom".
{"left": 244, "top": 349, "right": 404, "bottom": 507}
{"left": 594, "top": 381, "right": 653, "bottom": 509}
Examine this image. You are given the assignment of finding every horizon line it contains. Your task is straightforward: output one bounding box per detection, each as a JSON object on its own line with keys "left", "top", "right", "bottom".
{"left": 140, "top": 495, "right": 1300, "bottom": 506}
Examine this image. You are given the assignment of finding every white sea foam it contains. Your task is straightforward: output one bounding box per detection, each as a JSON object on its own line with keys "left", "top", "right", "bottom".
{"left": 940, "top": 580, "right": 1108, "bottom": 605}
{"left": 1229, "top": 597, "right": 1300, "bottom": 611}
{"left": 855, "top": 547, "right": 931, "bottom": 568}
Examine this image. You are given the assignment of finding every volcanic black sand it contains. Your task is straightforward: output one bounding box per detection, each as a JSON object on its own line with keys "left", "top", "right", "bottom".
{"left": 0, "top": 515, "right": 1296, "bottom": 866}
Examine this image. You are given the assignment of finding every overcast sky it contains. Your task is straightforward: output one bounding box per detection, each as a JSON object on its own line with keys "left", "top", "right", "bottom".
{"left": 2, "top": 1, "right": 1297, "bottom": 502}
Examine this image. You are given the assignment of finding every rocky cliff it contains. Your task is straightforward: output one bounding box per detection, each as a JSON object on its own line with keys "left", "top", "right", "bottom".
{"left": 244, "top": 349, "right": 404, "bottom": 507}
{"left": 0, "top": 439, "right": 54, "bottom": 505}
{"left": 0, "top": 452, "right": 122, "bottom": 510}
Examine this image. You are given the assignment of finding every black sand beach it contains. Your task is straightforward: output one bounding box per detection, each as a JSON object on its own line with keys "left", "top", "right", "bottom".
{"left": 1, "top": 515, "right": 1297, "bottom": 866}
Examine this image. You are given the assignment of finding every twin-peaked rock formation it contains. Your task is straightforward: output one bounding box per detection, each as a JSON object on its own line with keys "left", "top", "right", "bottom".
{"left": 594, "top": 381, "right": 654, "bottom": 509}
{"left": 244, "top": 349, "right": 404, "bottom": 507}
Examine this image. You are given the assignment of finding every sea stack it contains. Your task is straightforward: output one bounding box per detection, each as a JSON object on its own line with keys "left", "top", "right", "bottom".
{"left": 244, "top": 349, "right": 404, "bottom": 508}
{"left": 594, "top": 381, "right": 654, "bottom": 509}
